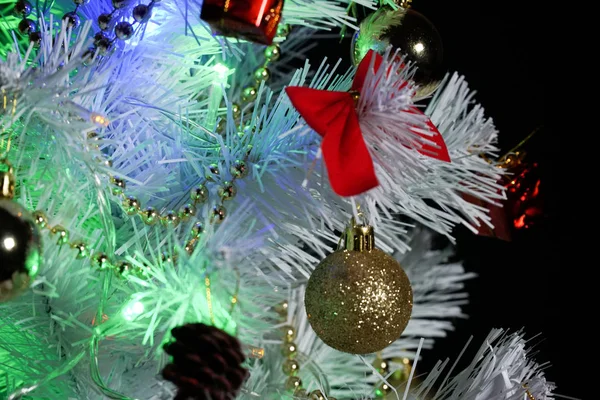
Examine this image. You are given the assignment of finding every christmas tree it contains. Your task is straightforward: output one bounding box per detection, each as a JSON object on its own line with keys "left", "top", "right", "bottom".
{"left": 0, "top": 0, "right": 554, "bottom": 399}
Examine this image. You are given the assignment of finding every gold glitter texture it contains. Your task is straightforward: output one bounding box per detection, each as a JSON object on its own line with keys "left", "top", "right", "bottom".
{"left": 304, "top": 247, "right": 412, "bottom": 354}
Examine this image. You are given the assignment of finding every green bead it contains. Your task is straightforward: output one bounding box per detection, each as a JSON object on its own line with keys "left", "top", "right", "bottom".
{"left": 253, "top": 67, "right": 270, "bottom": 82}
{"left": 264, "top": 44, "right": 280, "bottom": 61}
{"left": 241, "top": 86, "right": 257, "bottom": 103}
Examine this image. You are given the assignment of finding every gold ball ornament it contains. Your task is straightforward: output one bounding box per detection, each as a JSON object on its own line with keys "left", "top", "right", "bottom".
{"left": 351, "top": 5, "right": 444, "bottom": 100}
{"left": 304, "top": 220, "right": 412, "bottom": 354}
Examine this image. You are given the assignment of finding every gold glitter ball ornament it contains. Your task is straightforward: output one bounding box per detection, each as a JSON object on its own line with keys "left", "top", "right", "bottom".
{"left": 351, "top": 5, "right": 444, "bottom": 100}
{"left": 304, "top": 220, "right": 412, "bottom": 354}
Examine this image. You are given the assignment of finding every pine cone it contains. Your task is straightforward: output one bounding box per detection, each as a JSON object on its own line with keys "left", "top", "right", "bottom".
{"left": 162, "top": 323, "right": 249, "bottom": 400}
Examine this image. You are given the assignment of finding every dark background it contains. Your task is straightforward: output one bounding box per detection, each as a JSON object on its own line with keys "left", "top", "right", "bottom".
{"left": 308, "top": 1, "right": 572, "bottom": 398}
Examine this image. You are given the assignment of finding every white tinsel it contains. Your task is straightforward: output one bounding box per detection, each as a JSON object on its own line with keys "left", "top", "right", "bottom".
{"left": 414, "top": 329, "right": 555, "bottom": 400}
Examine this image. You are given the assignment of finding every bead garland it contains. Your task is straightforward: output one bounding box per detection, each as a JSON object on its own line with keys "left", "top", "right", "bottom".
{"left": 13, "top": 0, "right": 42, "bottom": 45}
{"left": 216, "top": 22, "right": 290, "bottom": 136}
{"left": 84, "top": 0, "right": 157, "bottom": 63}
{"left": 12, "top": 0, "right": 156, "bottom": 56}
{"left": 274, "top": 301, "right": 337, "bottom": 400}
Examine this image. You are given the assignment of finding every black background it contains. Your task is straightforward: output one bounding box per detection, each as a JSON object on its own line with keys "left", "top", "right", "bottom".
{"left": 308, "top": 1, "right": 573, "bottom": 398}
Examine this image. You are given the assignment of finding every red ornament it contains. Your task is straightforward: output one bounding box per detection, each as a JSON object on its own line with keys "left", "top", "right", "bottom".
{"left": 505, "top": 161, "right": 543, "bottom": 230}
{"left": 464, "top": 150, "right": 544, "bottom": 240}
{"left": 200, "top": 0, "right": 283, "bottom": 45}
{"left": 285, "top": 50, "right": 450, "bottom": 197}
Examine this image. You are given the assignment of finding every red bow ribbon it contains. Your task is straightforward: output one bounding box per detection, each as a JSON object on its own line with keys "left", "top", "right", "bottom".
{"left": 285, "top": 50, "right": 450, "bottom": 197}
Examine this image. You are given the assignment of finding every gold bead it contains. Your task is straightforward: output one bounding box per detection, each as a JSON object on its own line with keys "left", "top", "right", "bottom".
{"left": 191, "top": 184, "right": 209, "bottom": 203}
{"left": 205, "top": 164, "right": 220, "bottom": 181}
{"left": 184, "top": 238, "right": 197, "bottom": 255}
{"left": 161, "top": 251, "right": 177, "bottom": 264}
{"left": 281, "top": 325, "right": 296, "bottom": 342}
{"left": 294, "top": 388, "right": 308, "bottom": 398}
{"left": 349, "top": 89, "right": 360, "bottom": 106}
{"left": 242, "top": 122, "right": 256, "bottom": 135}
{"left": 274, "top": 300, "right": 288, "bottom": 316}
{"left": 376, "top": 359, "right": 390, "bottom": 375}
{"left": 215, "top": 118, "right": 226, "bottom": 134}
{"left": 179, "top": 203, "right": 196, "bottom": 221}
{"left": 115, "top": 261, "right": 132, "bottom": 277}
{"left": 375, "top": 383, "right": 391, "bottom": 398}
{"left": 191, "top": 221, "right": 204, "bottom": 238}
{"left": 309, "top": 390, "right": 326, "bottom": 400}
{"left": 217, "top": 181, "right": 236, "bottom": 200}
{"left": 210, "top": 205, "right": 227, "bottom": 224}
{"left": 102, "top": 158, "right": 113, "bottom": 168}
{"left": 71, "top": 241, "right": 89, "bottom": 259}
{"left": 231, "top": 103, "right": 241, "bottom": 119}
{"left": 110, "top": 176, "right": 126, "bottom": 195}
{"left": 282, "top": 358, "right": 299, "bottom": 375}
{"left": 277, "top": 23, "right": 291, "bottom": 37}
{"left": 241, "top": 86, "right": 257, "bottom": 103}
{"left": 284, "top": 376, "right": 302, "bottom": 392}
{"left": 161, "top": 210, "right": 179, "bottom": 227}
{"left": 230, "top": 159, "right": 249, "bottom": 178}
{"left": 50, "top": 225, "right": 69, "bottom": 245}
{"left": 32, "top": 210, "right": 48, "bottom": 228}
{"left": 132, "top": 263, "right": 150, "bottom": 279}
{"left": 254, "top": 67, "right": 270, "bottom": 82}
{"left": 92, "top": 253, "right": 112, "bottom": 270}
{"left": 246, "top": 144, "right": 253, "bottom": 156}
{"left": 87, "top": 131, "right": 99, "bottom": 140}
{"left": 140, "top": 206, "right": 159, "bottom": 225}
{"left": 281, "top": 342, "right": 297, "bottom": 358}
{"left": 264, "top": 44, "right": 281, "bottom": 61}
{"left": 122, "top": 196, "right": 140, "bottom": 215}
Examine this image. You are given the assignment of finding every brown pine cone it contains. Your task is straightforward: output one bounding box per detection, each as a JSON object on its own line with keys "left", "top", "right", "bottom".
{"left": 162, "top": 323, "right": 249, "bottom": 400}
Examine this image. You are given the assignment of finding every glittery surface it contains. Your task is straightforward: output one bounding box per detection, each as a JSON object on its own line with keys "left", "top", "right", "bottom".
{"left": 304, "top": 249, "right": 412, "bottom": 354}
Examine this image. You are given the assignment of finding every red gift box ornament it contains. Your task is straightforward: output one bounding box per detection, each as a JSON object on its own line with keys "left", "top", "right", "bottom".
{"left": 200, "top": 0, "right": 284, "bottom": 45}
{"left": 285, "top": 50, "right": 450, "bottom": 197}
